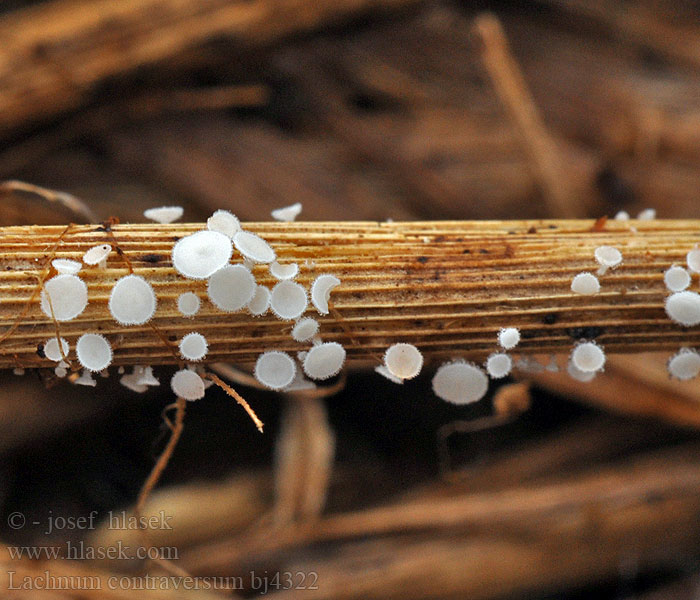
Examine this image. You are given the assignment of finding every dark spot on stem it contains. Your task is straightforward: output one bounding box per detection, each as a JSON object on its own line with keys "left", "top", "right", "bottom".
{"left": 141, "top": 254, "right": 164, "bottom": 264}
{"left": 567, "top": 326, "right": 604, "bottom": 340}
{"left": 542, "top": 313, "right": 558, "bottom": 325}
{"left": 527, "top": 226, "right": 537, "bottom": 234}
{"left": 36, "top": 344, "right": 45, "bottom": 358}
{"left": 417, "top": 256, "right": 429, "bottom": 264}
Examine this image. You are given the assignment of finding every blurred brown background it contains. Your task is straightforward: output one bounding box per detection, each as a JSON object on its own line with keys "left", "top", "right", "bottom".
{"left": 2, "top": 1, "right": 700, "bottom": 599}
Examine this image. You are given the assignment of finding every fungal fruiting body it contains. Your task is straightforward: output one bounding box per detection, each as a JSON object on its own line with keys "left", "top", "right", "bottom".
{"left": 75, "top": 371, "right": 97, "bottom": 387}
{"left": 83, "top": 244, "right": 111, "bottom": 267}
{"left": 109, "top": 274, "right": 157, "bottom": 325}
{"left": 247, "top": 285, "right": 271, "bottom": 316}
{"left": 76, "top": 333, "right": 113, "bottom": 372}
{"left": 143, "top": 206, "right": 183, "bottom": 224}
{"left": 498, "top": 327, "right": 520, "bottom": 350}
{"left": 637, "top": 208, "right": 656, "bottom": 220}
{"left": 292, "top": 318, "right": 320, "bottom": 342}
{"left": 665, "top": 291, "right": 700, "bottom": 327}
{"left": 270, "top": 280, "right": 308, "bottom": 320}
{"left": 43, "top": 337, "right": 69, "bottom": 362}
{"left": 269, "top": 261, "right": 299, "bottom": 280}
{"left": 233, "top": 230, "right": 276, "bottom": 264}
{"left": 179, "top": 332, "right": 208, "bottom": 361}
{"left": 172, "top": 230, "right": 233, "bottom": 279}
{"left": 311, "top": 274, "right": 341, "bottom": 315}
{"left": 375, "top": 364, "right": 403, "bottom": 384}
{"left": 668, "top": 348, "right": 700, "bottom": 380}
{"left": 383, "top": 343, "right": 423, "bottom": 380}
{"left": 687, "top": 248, "right": 700, "bottom": 274}
{"left": 170, "top": 369, "right": 206, "bottom": 401}
{"left": 567, "top": 360, "right": 596, "bottom": 382}
{"left": 594, "top": 245, "right": 622, "bottom": 275}
{"left": 570, "top": 341, "right": 605, "bottom": 373}
{"left": 614, "top": 211, "right": 630, "bottom": 221}
{"left": 271, "top": 202, "right": 302, "bottom": 222}
{"left": 485, "top": 352, "right": 512, "bottom": 379}
{"left": 254, "top": 351, "right": 296, "bottom": 390}
{"left": 40, "top": 274, "right": 88, "bottom": 321}
{"left": 177, "top": 292, "right": 201, "bottom": 317}
{"left": 664, "top": 266, "right": 691, "bottom": 292}
{"left": 303, "top": 342, "right": 346, "bottom": 380}
{"left": 52, "top": 258, "right": 82, "bottom": 274}
{"left": 206, "top": 209, "right": 241, "bottom": 238}
{"left": 571, "top": 272, "right": 600, "bottom": 295}
{"left": 207, "top": 264, "right": 256, "bottom": 312}
{"left": 432, "top": 360, "right": 489, "bottom": 405}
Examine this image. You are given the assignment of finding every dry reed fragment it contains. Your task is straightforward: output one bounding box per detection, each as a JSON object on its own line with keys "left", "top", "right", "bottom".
{"left": 2, "top": 220, "right": 700, "bottom": 368}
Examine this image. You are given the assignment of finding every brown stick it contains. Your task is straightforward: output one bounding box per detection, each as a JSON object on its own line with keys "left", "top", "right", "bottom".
{"left": 0, "top": 219, "right": 698, "bottom": 368}
{"left": 0, "top": 0, "right": 424, "bottom": 139}
{"left": 474, "top": 14, "right": 577, "bottom": 217}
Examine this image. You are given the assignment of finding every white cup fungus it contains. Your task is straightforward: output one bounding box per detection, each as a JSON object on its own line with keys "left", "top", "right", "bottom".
{"left": 171, "top": 369, "right": 206, "bottom": 400}
{"left": 311, "top": 274, "right": 340, "bottom": 315}
{"left": 76, "top": 333, "right": 113, "bottom": 372}
{"left": 207, "top": 264, "right": 256, "bottom": 312}
{"left": 432, "top": 360, "right": 489, "bottom": 405}
{"left": 254, "top": 351, "right": 297, "bottom": 390}
{"left": 383, "top": 343, "right": 423, "bottom": 380}
{"left": 233, "top": 230, "right": 276, "bottom": 264}
{"left": 303, "top": 342, "right": 346, "bottom": 380}
{"left": 41, "top": 274, "right": 88, "bottom": 321}
{"left": 109, "top": 274, "right": 157, "bottom": 325}
{"left": 172, "top": 230, "right": 233, "bottom": 279}
{"left": 270, "top": 280, "right": 308, "bottom": 320}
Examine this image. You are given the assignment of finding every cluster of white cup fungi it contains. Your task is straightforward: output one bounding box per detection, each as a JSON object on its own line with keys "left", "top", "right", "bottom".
{"left": 663, "top": 247, "right": 700, "bottom": 380}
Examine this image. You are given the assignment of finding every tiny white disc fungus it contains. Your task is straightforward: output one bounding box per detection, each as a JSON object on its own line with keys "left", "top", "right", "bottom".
{"left": 384, "top": 343, "right": 423, "bottom": 380}
{"left": 665, "top": 291, "right": 700, "bottom": 327}
{"left": 41, "top": 274, "right": 88, "bottom": 321}
{"left": 432, "top": 360, "right": 489, "bottom": 405}
{"left": 83, "top": 244, "right": 111, "bottom": 266}
{"left": 207, "top": 264, "right": 256, "bottom": 312}
{"left": 271, "top": 202, "right": 302, "bottom": 222}
{"left": 172, "top": 230, "right": 233, "bottom": 279}
{"left": 233, "top": 230, "right": 276, "bottom": 264}
{"left": 171, "top": 368, "right": 206, "bottom": 401}
{"left": 134, "top": 365, "right": 159, "bottom": 386}
{"left": 109, "top": 274, "right": 157, "bottom": 325}
{"left": 179, "top": 332, "right": 208, "bottom": 361}
{"left": 687, "top": 248, "right": 700, "bottom": 274}
{"left": 120, "top": 372, "right": 148, "bottom": 393}
{"left": 303, "top": 342, "right": 346, "bottom": 380}
{"left": 486, "top": 353, "right": 512, "bottom": 379}
{"left": 637, "top": 208, "right": 656, "bottom": 220}
{"left": 567, "top": 360, "right": 596, "bottom": 382}
{"left": 570, "top": 341, "right": 605, "bottom": 373}
{"left": 498, "top": 327, "right": 520, "bottom": 350}
{"left": 311, "top": 274, "right": 341, "bottom": 315}
{"left": 668, "top": 348, "right": 700, "bottom": 381}
{"left": 207, "top": 209, "right": 241, "bottom": 238}
{"left": 177, "top": 292, "right": 201, "bottom": 317}
{"left": 571, "top": 272, "right": 600, "bottom": 295}
{"left": 667, "top": 348, "right": 700, "bottom": 381}
{"left": 270, "top": 280, "right": 308, "bottom": 320}
{"left": 247, "top": 285, "right": 271, "bottom": 316}
{"left": 285, "top": 371, "right": 317, "bottom": 391}
{"left": 76, "top": 333, "right": 113, "bottom": 372}
{"left": 375, "top": 364, "right": 403, "bottom": 384}
{"left": 43, "top": 337, "right": 69, "bottom": 362}
{"left": 664, "top": 266, "right": 691, "bottom": 292}
{"left": 614, "top": 211, "right": 630, "bottom": 221}
{"left": 292, "top": 317, "right": 320, "bottom": 342}
{"left": 269, "top": 261, "right": 299, "bottom": 280}
{"left": 75, "top": 370, "right": 97, "bottom": 387}
{"left": 144, "top": 206, "right": 184, "bottom": 224}
{"left": 54, "top": 365, "right": 68, "bottom": 378}
{"left": 13, "top": 368, "right": 24, "bottom": 376}
{"left": 594, "top": 245, "right": 622, "bottom": 275}
{"left": 254, "top": 351, "right": 297, "bottom": 390}
{"left": 52, "top": 258, "right": 82, "bottom": 274}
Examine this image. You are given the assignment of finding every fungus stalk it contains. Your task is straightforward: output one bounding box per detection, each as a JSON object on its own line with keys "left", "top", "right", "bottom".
{"left": 3, "top": 219, "right": 700, "bottom": 369}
